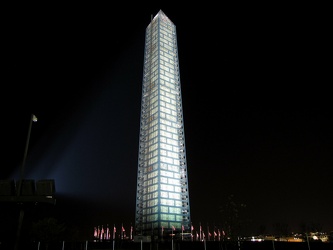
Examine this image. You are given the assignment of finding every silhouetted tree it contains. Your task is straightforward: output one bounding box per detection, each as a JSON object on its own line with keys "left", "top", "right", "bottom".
{"left": 329, "top": 231, "right": 333, "bottom": 243}
{"left": 31, "top": 217, "right": 66, "bottom": 249}
{"left": 299, "top": 221, "right": 308, "bottom": 233}
{"left": 219, "top": 194, "right": 248, "bottom": 239}
{"left": 309, "top": 222, "right": 322, "bottom": 232}
{"left": 273, "top": 222, "right": 289, "bottom": 236}
{"left": 299, "top": 221, "right": 323, "bottom": 234}
{"left": 258, "top": 224, "right": 267, "bottom": 236}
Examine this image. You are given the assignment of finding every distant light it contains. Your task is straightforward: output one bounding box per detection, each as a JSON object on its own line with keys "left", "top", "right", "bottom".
{"left": 32, "top": 114, "right": 38, "bottom": 122}
{"left": 251, "top": 236, "right": 263, "bottom": 242}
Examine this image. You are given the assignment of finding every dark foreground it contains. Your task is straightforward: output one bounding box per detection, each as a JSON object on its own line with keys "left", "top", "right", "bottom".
{"left": 4, "top": 240, "right": 333, "bottom": 250}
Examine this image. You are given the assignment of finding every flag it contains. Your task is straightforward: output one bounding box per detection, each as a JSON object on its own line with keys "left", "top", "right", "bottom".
{"left": 113, "top": 224, "right": 116, "bottom": 240}
{"left": 32, "top": 114, "right": 38, "bottom": 122}
{"left": 199, "top": 224, "right": 202, "bottom": 241}
{"left": 100, "top": 226, "right": 104, "bottom": 240}
{"left": 191, "top": 225, "right": 194, "bottom": 231}
{"left": 172, "top": 225, "right": 175, "bottom": 231}
{"left": 94, "top": 227, "right": 98, "bottom": 238}
{"left": 182, "top": 225, "right": 184, "bottom": 231}
{"left": 106, "top": 225, "right": 110, "bottom": 240}
{"left": 121, "top": 224, "right": 125, "bottom": 240}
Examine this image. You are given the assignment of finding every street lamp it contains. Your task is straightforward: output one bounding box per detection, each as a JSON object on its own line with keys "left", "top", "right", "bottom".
{"left": 15, "top": 113, "right": 37, "bottom": 250}
{"left": 17, "top": 113, "right": 38, "bottom": 196}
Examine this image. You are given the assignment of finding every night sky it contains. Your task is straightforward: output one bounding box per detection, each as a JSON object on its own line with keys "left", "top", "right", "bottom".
{"left": 2, "top": 3, "right": 332, "bottom": 239}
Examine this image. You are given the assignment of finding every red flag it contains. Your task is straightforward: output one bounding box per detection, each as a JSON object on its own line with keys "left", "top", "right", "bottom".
{"left": 100, "top": 226, "right": 104, "bottom": 240}
{"left": 199, "top": 224, "right": 202, "bottom": 241}
{"left": 106, "top": 226, "right": 110, "bottom": 240}
{"left": 122, "top": 226, "right": 125, "bottom": 232}
{"left": 172, "top": 225, "right": 175, "bottom": 231}
{"left": 97, "top": 226, "right": 101, "bottom": 238}
{"left": 114, "top": 226, "right": 116, "bottom": 232}
{"left": 191, "top": 225, "right": 194, "bottom": 231}
{"left": 94, "top": 227, "right": 98, "bottom": 238}
{"left": 182, "top": 225, "right": 184, "bottom": 231}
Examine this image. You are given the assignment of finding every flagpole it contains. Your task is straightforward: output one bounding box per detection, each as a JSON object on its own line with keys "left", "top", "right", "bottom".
{"left": 113, "top": 224, "right": 116, "bottom": 250}
{"left": 14, "top": 113, "right": 37, "bottom": 250}
{"left": 171, "top": 226, "right": 174, "bottom": 250}
{"left": 207, "top": 225, "right": 210, "bottom": 241}
{"left": 204, "top": 237, "right": 207, "bottom": 250}
{"left": 18, "top": 114, "right": 37, "bottom": 195}
{"left": 199, "top": 222, "right": 202, "bottom": 241}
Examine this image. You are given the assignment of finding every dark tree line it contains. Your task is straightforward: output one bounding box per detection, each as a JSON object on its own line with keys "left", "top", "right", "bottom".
{"left": 219, "top": 194, "right": 250, "bottom": 239}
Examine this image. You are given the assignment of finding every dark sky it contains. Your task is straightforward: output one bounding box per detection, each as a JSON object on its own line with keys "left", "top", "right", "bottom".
{"left": 2, "top": 3, "right": 332, "bottom": 239}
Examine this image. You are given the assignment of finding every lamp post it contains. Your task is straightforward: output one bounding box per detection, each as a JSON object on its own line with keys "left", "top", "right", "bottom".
{"left": 14, "top": 113, "right": 37, "bottom": 250}
{"left": 17, "top": 113, "right": 37, "bottom": 196}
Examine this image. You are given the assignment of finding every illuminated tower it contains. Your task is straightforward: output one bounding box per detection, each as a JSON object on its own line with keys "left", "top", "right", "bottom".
{"left": 135, "top": 10, "right": 191, "bottom": 238}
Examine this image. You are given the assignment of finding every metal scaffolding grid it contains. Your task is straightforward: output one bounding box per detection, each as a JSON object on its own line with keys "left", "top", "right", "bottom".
{"left": 135, "top": 10, "right": 191, "bottom": 239}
